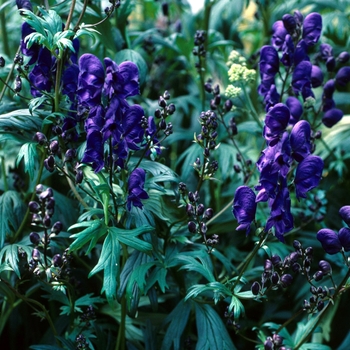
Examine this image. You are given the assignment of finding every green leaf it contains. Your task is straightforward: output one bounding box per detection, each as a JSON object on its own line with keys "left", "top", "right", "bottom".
{"left": 89, "top": 230, "right": 121, "bottom": 305}
{"left": 16, "top": 142, "right": 38, "bottom": 181}
{"left": 0, "top": 109, "right": 42, "bottom": 135}
{"left": 195, "top": 303, "right": 236, "bottom": 350}
{"left": 110, "top": 226, "right": 153, "bottom": 254}
{"left": 74, "top": 293, "right": 105, "bottom": 308}
{"left": 176, "top": 255, "right": 216, "bottom": 283}
{"left": 0, "top": 191, "right": 27, "bottom": 249}
{"left": 115, "top": 49, "right": 148, "bottom": 86}
{"left": 68, "top": 220, "right": 106, "bottom": 253}
{"left": 0, "top": 244, "right": 32, "bottom": 278}
{"left": 161, "top": 299, "right": 192, "bottom": 350}
{"left": 30, "top": 346, "right": 63, "bottom": 350}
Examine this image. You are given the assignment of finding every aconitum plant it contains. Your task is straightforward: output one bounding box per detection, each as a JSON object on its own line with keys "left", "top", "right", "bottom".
{"left": 1, "top": 1, "right": 350, "bottom": 349}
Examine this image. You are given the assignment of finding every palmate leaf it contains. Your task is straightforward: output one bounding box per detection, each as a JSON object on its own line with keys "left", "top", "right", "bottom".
{"left": 0, "top": 191, "right": 27, "bottom": 249}
{"left": 161, "top": 299, "right": 193, "bottom": 350}
{"left": 16, "top": 142, "right": 38, "bottom": 181}
{"left": 195, "top": 303, "right": 236, "bottom": 350}
{"left": 0, "top": 109, "right": 42, "bottom": 134}
{"left": 68, "top": 219, "right": 106, "bottom": 253}
{"left": 175, "top": 255, "right": 215, "bottom": 283}
{"left": 0, "top": 244, "right": 33, "bottom": 278}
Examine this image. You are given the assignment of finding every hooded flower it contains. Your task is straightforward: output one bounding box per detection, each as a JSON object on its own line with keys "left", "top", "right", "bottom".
{"left": 271, "top": 21, "right": 288, "bottom": 50}
{"left": 311, "top": 65, "right": 324, "bottom": 88}
{"left": 290, "top": 120, "right": 311, "bottom": 162}
{"left": 335, "top": 66, "right": 350, "bottom": 87}
{"left": 127, "top": 168, "right": 149, "bottom": 211}
{"left": 339, "top": 206, "right": 350, "bottom": 226}
{"left": 322, "top": 108, "right": 343, "bottom": 128}
{"left": 295, "top": 155, "right": 323, "bottom": 200}
{"left": 103, "top": 58, "right": 139, "bottom": 100}
{"left": 317, "top": 228, "right": 350, "bottom": 254}
{"left": 302, "top": 12, "right": 322, "bottom": 46}
{"left": 81, "top": 130, "right": 105, "bottom": 172}
{"left": 286, "top": 96, "right": 303, "bottom": 124}
{"left": 233, "top": 186, "right": 257, "bottom": 235}
{"left": 292, "top": 61, "right": 313, "bottom": 97}
{"left": 77, "top": 54, "right": 105, "bottom": 107}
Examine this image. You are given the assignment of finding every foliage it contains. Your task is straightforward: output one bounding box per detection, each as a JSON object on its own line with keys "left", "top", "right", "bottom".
{"left": 1, "top": 0, "right": 350, "bottom": 349}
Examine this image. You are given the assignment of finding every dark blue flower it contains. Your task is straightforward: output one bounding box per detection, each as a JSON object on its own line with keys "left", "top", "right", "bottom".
{"left": 263, "top": 103, "right": 290, "bottom": 145}
{"left": 81, "top": 130, "right": 105, "bottom": 172}
{"left": 302, "top": 12, "right": 322, "bottom": 46}
{"left": 295, "top": 155, "right": 323, "bottom": 200}
{"left": 322, "top": 79, "right": 335, "bottom": 112}
{"left": 294, "top": 40, "right": 309, "bottom": 66}
{"left": 28, "top": 48, "right": 53, "bottom": 97}
{"left": 286, "top": 96, "right": 303, "bottom": 124}
{"left": 62, "top": 64, "right": 79, "bottom": 102}
{"left": 16, "top": 0, "right": 33, "bottom": 10}
{"left": 292, "top": 61, "right": 312, "bottom": 97}
{"left": 103, "top": 58, "right": 140, "bottom": 99}
{"left": 233, "top": 186, "right": 257, "bottom": 235}
{"left": 339, "top": 206, "right": 350, "bottom": 227}
{"left": 320, "top": 43, "right": 333, "bottom": 60}
{"left": 127, "top": 168, "right": 149, "bottom": 211}
{"left": 265, "top": 185, "right": 293, "bottom": 242}
{"left": 311, "top": 65, "right": 323, "bottom": 88}
{"left": 282, "top": 14, "right": 296, "bottom": 34}
{"left": 322, "top": 108, "right": 343, "bottom": 128}
{"left": 281, "top": 34, "right": 294, "bottom": 67}
{"left": 77, "top": 54, "right": 105, "bottom": 107}
{"left": 263, "top": 84, "right": 280, "bottom": 111}
{"left": 21, "top": 22, "right": 40, "bottom": 65}
{"left": 271, "top": 21, "right": 288, "bottom": 50}
{"left": 335, "top": 66, "right": 350, "bottom": 87}
{"left": 259, "top": 46, "right": 280, "bottom": 76}
{"left": 317, "top": 228, "right": 350, "bottom": 255}
{"left": 290, "top": 120, "right": 311, "bottom": 162}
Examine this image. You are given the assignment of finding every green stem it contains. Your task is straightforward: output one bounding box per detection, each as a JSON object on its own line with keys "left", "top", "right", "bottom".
{"left": 0, "top": 0, "right": 10, "bottom": 57}
{"left": 232, "top": 231, "right": 269, "bottom": 290}
{"left": 0, "top": 155, "right": 8, "bottom": 191}
{"left": 64, "top": 0, "right": 76, "bottom": 30}
{"left": 241, "top": 84, "right": 263, "bottom": 128}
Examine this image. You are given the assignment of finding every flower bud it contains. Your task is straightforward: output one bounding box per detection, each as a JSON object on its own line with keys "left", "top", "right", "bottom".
{"left": 200, "top": 222, "right": 207, "bottom": 234}
{"left": 43, "top": 214, "right": 51, "bottom": 228}
{"left": 0, "top": 56, "right": 5, "bottom": 67}
{"left": 272, "top": 333, "right": 283, "bottom": 346}
{"left": 317, "top": 300, "right": 324, "bottom": 311}
{"left": 303, "top": 300, "right": 311, "bottom": 310}
{"left": 32, "top": 248, "right": 41, "bottom": 261}
{"left": 196, "top": 204, "right": 205, "bottom": 216}
{"left": 44, "top": 156, "right": 55, "bottom": 172}
{"left": 158, "top": 96, "right": 167, "bottom": 108}
{"left": 14, "top": 75, "right": 22, "bottom": 92}
{"left": 203, "top": 208, "right": 214, "bottom": 220}
{"left": 28, "top": 201, "right": 40, "bottom": 213}
{"left": 64, "top": 148, "right": 76, "bottom": 162}
{"left": 29, "top": 232, "right": 41, "bottom": 245}
{"left": 318, "top": 260, "right": 332, "bottom": 275}
{"left": 39, "top": 188, "right": 53, "bottom": 201}
{"left": 51, "top": 221, "right": 63, "bottom": 234}
{"left": 75, "top": 169, "right": 83, "bottom": 184}
{"left": 338, "top": 51, "right": 350, "bottom": 63}
{"left": 339, "top": 205, "right": 350, "bottom": 226}
{"left": 188, "top": 221, "right": 197, "bottom": 233}
{"left": 163, "top": 90, "right": 170, "bottom": 100}
{"left": 49, "top": 140, "right": 59, "bottom": 154}
{"left": 313, "top": 270, "right": 323, "bottom": 281}
{"left": 271, "top": 254, "right": 282, "bottom": 267}
{"left": 264, "top": 337, "right": 274, "bottom": 350}
{"left": 167, "top": 103, "right": 176, "bottom": 115}
{"left": 32, "top": 213, "right": 42, "bottom": 224}
{"left": 280, "top": 274, "right": 293, "bottom": 288}
{"left": 224, "top": 99, "right": 233, "bottom": 111}
{"left": 271, "top": 272, "right": 280, "bottom": 284}
{"left": 293, "top": 240, "right": 302, "bottom": 250}
{"left": 251, "top": 281, "right": 261, "bottom": 295}
{"left": 264, "top": 259, "right": 273, "bottom": 272}
{"left": 46, "top": 197, "right": 55, "bottom": 209}
{"left": 186, "top": 203, "right": 194, "bottom": 216}
{"left": 34, "top": 132, "right": 47, "bottom": 146}
{"left": 305, "top": 247, "right": 313, "bottom": 256}
{"left": 52, "top": 254, "right": 63, "bottom": 267}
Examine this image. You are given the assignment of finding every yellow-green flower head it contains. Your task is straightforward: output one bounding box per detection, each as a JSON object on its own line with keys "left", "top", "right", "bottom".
{"left": 227, "top": 50, "right": 247, "bottom": 66}
{"left": 225, "top": 85, "right": 242, "bottom": 99}
{"left": 228, "top": 64, "right": 256, "bottom": 84}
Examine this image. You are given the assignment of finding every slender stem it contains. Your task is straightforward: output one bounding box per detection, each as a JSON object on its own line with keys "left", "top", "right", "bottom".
{"left": 0, "top": 156, "right": 8, "bottom": 191}
{"left": 232, "top": 231, "right": 269, "bottom": 290}
{"left": 73, "top": 0, "right": 89, "bottom": 31}
{"left": 0, "top": 0, "right": 10, "bottom": 57}
{"left": 64, "top": 0, "right": 76, "bottom": 30}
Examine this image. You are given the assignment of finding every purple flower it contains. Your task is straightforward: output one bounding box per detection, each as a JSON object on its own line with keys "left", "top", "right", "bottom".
{"left": 259, "top": 46, "right": 280, "bottom": 76}
{"left": 338, "top": 52, "right": 350, "bottom": 63}
{"left": 311, "top": 65, "right": 323, "bottom": 88}
{"left": 265, "top": 185, "right": 293, "bottom": 242}
{"left": 28, "top": 48, "right": 53, "bottom": 97}
{"left": 16, "top": 0, "right": 33, "bottom": 10}
{"left": 339, "top": 206, "right": 350, "bottom": 226}
{"left": 302, "top": 13, "right": 322, "bottom": 46}
{"left": 322, "top": 108, "right": 343, "bottom": 128}
{"left": 263, "top": 84, "right": 280, "bottom": 111}
{"left": 263, "top": 103, "right": 290, "bottom": 145}
{"left": 103, "top": 58, "right": 139, "bottom": 99}
{"left": 292, "top": 61, "right": 312, "bottom": 97}
{"left": 290, "top": 120, "right": 311, "bottom": 162}
{"left": 317, "top": 228, "right": 350, "bottom": 254}
{"left": 285, "top": 96, "right": 303, "bottom": 124}
{"left": 282, "top": 14, "right": 296, "bottom": 34}
{"left": 62, "top": 64, "right": 79, "bottom": 102}
{"left": 21, "top": 22, "right": 40, "bottom": 65}
{"left": 271, "top": 21, "right": 288, "bottom": 50}
{"left": 335, "top": 66, "right": 350, "bottom": 87}
{"left": 322, "top": 79, "right": 335, "bottom": 112}
{"left": 233, "top": 186, "right": 257, "bottom": 235}
{"left": 77, "top": 54, "right": 105, "bottom": 107}
{"left": 281, "top": 35, "right": 294, "bottom": 67}
{"left": 127, "top": 168, "right": 149, "bottom": 211}
{"left": 295, "top": 155, "right": 323, "bottom": 200}
{"left": 320, "top": 43, "right": 333, "bottom": 60}
{"left": 81, "top": 130, "right": 105, "bottom": 172}
{"left": 294, "top": 40, "right": 309, "bottom": 66}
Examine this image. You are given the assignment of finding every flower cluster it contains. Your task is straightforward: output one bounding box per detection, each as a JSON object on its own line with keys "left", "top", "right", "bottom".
{"left": 258, "top": 11, "right": 350, "bottom": 128}
{"left": 317, "top": 205, "right": 350, "bottom": 254}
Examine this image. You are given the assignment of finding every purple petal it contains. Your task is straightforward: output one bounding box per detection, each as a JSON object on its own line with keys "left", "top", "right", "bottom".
{"left": 259, "top": 46, "right": 280, "bottom": 76}
{"left": 302, "top": 12, "right": 322, "bottom": 46}
{"left": 339, "top": 206, "right": 350, "bottom": 227}
{"left": 317, "top": 229, "right": 342, "bottom": 254}
{"left": 311, "top": 65, "right": 324, "bottom": 88}
{"left": 286, "top": 96, "right": 303, "bottom": 124}
{"left": 81, "top": 130, "right": 104, "bottom": 172}
{"left": 271, "top": 21, "right": 288, "bottom": 50}
{"left": 339, "top": 227, "right": 350, "bottom": 252}
{"left": 265, "top": 103, "right": 290, "bottom": 135}
{"left": 292, "top": 61, "right": 312, "bottom": 95}
{"left": 335, "top": 66, "right": 350, "bottom": 87}
{"left": 295, "top": 155, "right": 323, "bottom": 200}
{"left": 290, "top": 120, "right": 311, "bottom": 162}
{"left": 322, "top": 108, "right": 343, "bottom": 128}
{"left": 233, "top": 186, "right": 257, "bottom": 235}
{"left": 320, "top": 43, "right": 333, "bottom": 60}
